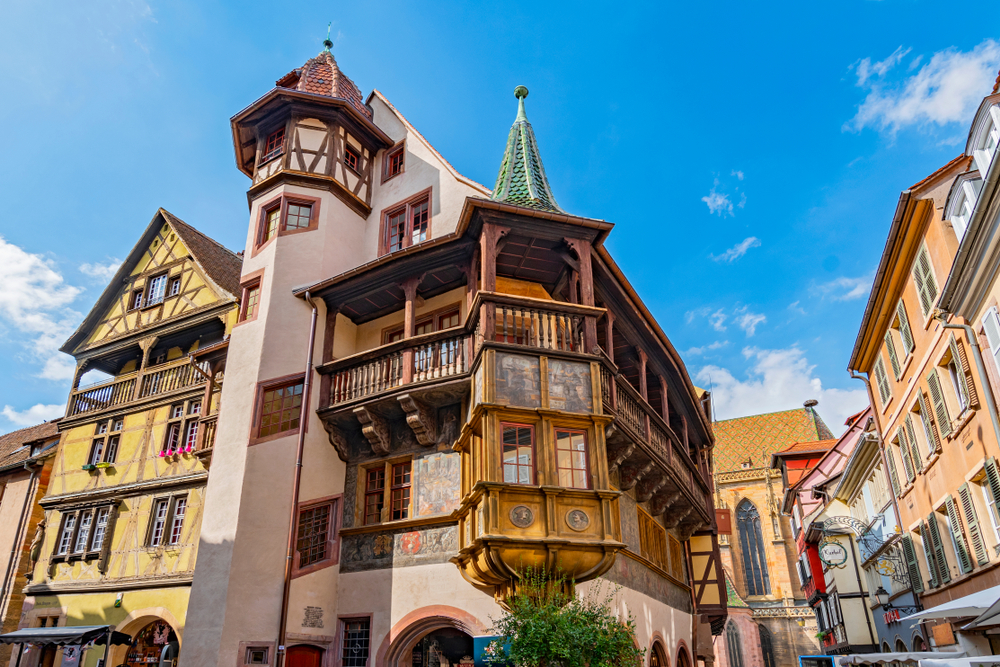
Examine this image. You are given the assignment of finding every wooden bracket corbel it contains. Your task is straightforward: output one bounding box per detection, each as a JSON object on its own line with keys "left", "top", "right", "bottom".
{"left": 398, "top": 394, "right": 437, "bottom": 446}
{"left": 635, "top": 473, "right": 666, "bottom": 503}
{"left": 353, "top": 407, "right": 391, "bottom": 456}
{"left": 323, "top": 421, "right": 350, "bottom": 462}
{"left": 649, "top": 491, "right": 681, "bottom": 517}
{"left": 618, "top": 459, "right": 653, "bottom": 492}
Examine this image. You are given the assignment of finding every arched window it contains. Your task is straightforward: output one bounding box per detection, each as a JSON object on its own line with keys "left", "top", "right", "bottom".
{"left": 649, "top": 641, "right": 667, "bottom": 667}
{"left": 895, "top": 639, "right": 907, "bottom": 652}
{"left": 737, "top": 500, "right": 771, "bottom": 595}
{"left": 725, "top": 622, "right": 744, "bottom": 667}
{"left": 758, "top": 624, "right": 775, "bottom": 667}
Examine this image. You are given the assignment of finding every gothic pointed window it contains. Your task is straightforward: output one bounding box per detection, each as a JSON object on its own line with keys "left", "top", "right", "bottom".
{"left": 737, "top": 499, "right": 771, "bottom": 595}
{"left": 758, "top": 624, "right": 775, "bottom": 667}
{"left": 725, "top": 622, "right": 744, "bottom": 667}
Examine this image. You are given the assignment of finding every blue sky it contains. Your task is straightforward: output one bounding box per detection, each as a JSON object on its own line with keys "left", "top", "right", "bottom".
{"left": 0, "top": 0, "right": 997, "bottom": 434}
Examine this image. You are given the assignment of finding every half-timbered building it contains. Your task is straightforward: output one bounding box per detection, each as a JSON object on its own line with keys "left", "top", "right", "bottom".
{"left": 17, "top": 210, "right": 241, "bottom": 666}
{"left": 182, "top": 43, "right": 725, "bottom": 667}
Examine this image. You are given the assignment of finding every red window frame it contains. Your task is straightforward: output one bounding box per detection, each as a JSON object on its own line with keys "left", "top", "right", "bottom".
{"left": 382, "top": 303, "right": 461, "bottom": 344}
{"left": 501, "top": 423, "right": 535, "bottom": 485}
{"left": 253, "top": 194, "right": 321, "bottom": 253}
{"left": 259, "top": 202, "right": 281, "bottom": 246}
{"left": 293, "top": 495, "right": 341, "bottom": 577}
{"left": 344, "top": 145, "right": 360, "bottom": 172}
{"left": 382, "top": 143, "right": 405, "bottom": 183}
{"left": 555, "top": 429, "right": 590, "bottom": 489}
{"left": 390, "top": 462, "right": 411, "bottom": 520}
{"left": 256, "top": 379, "right": 304, "bottom": 439}
{"left": 364, "top": 468, "right": 385, "bottom": 525}
{"left": 379, "top": 189, "right": 432, "bottom": 255}
{"left": 284, "top": 202, "right": 313, "bottom": 231}
{"left": 262, "top": 127, "right": 285, "bottom": 163}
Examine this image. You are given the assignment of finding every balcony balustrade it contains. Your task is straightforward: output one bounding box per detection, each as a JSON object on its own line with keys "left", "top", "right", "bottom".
{"left": 68, "top": 358, "right": 212, "bottom": 418}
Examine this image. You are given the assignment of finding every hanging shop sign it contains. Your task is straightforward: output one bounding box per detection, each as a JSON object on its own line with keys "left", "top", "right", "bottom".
{"left": 819, "top": 540, "right": 848, "bottom": 567}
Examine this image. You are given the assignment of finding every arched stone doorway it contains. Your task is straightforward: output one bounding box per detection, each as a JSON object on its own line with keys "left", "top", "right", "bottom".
{"left": 649, "top": 640, "right": 668, "bottom": 667}
{"left": 675, "top": 643, "right": 692, "bottom": 667}
{"left": 287, "top": 644, "right": 325, "bottom": 667}
{"left": 121, "top": 619, "right": 178, "bottom": 666}
{"left": 106, "top": 611, "right": 181, "bottom": 667}
{"left": 380, "top": 608, "right": 486, "bottom": 667}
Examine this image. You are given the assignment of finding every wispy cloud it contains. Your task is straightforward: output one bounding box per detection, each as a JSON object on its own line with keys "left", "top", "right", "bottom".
{"left": 2, "top": 404, "right": 64, "bottom": 427}
{"left": 735, "top": 306, "right": 766, "bottom": 337}
{"left": 710, "top": 309, "right": 727, "bottom": 332}
{"left": 710, "top": 236, "right": 761, "bottom": 263}
{"left": 731, "top": 170, "right": 744, "bottom": 181}
{"left": 788, "top": 301, "right": 807, "bottom": 315}
{"left": 696, "top": 346, "right": 867, "bottom": 431}
{"left": 0, "top": 236, "right": 81, "bottom": 380}
{"left": 848, "top": 39, "right": 1000, "bottom": 133}
{"left": 701, "top": 173, "right": 747, "bottom": 217}
{"left": 686, "top": 341, "right": 729, "bottom": 356}
{"left": 814, "top": 274, "right": 874, "bottom": 302}
{"left": 79, "top": 259, "right": 121, "bottom": 281}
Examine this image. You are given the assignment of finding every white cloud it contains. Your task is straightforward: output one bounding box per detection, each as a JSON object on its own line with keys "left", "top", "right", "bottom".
{"left": 1, "top": 403, "right": 64, "bottom": 427}
{"left": 79, "top": 259, "right": 121, "bottom": 281}
{"left": 735, "top": 306, "right": 766, "bottom": 337}
{"left": 814, "top": 275, "right": 874, "bottom": 301}
{"left": 710, "top": 309, "right": 727, "bottom": 332}
{"left": 0, "top": 236, "right": 81, "bottom": 380}
{"left": 685, "top": 306, "right": 710, "bottom": 324}
{"left": 731, "top": 170, "right": 744, "bottom": 181}
{"left": 788, "top": 300, "right": 807, "bottom": 315}
{"left": 686, "top": 341, "right": 729, "bottom": 356}
{"left": 710, "top": 236, "right": 761, "bottom": 263}
{"left": 695, "top": 346, "right": 868, "bottom": 432}
{"left": 848, "top": 40, "right": 1000, "bottom": 133}
{"left": 702, "top": 189, "right": 734, "bottom": 217}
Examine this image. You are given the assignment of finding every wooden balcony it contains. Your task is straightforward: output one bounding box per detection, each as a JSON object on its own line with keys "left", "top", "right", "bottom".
{"left": 68, "top": 358, "right": 212, "bottom": 419}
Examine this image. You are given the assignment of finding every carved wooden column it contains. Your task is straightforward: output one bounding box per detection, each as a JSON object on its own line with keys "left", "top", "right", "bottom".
{"left": 401, "top": 278, "right": 420, "bottom": 384}
{"left": 564, "top": 237, "right": 598, "bottom": 353}
{"left": 133, "top": 336, "right": 159, "bottom": 400}
{"left": 479, "top": 223, "right": 509, "bottom": 346}
{"left": 71, "top": 360, "right": 89, "bottom": 391}
{"left": 320, "top": 305, "right": 339, "bottom": 406}
{"left": 659, "top": 376, "right": 669, "bottom": 422}
{"left": 637, "top": 348, "right": 650, "bottom": 440}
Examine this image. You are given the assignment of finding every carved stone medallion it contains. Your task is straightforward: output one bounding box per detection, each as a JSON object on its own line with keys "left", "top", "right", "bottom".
{"left": 566, "top": 509, "right": 590, "bottom": 532}
{"left": 509, "top": 505, "right": 534, "bottom": 528}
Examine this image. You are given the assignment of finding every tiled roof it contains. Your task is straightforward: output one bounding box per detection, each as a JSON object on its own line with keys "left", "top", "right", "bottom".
{"left": 491, "top": 86, "right": 563, "bottom": 213}
{"left": 161, "top": 209, "right": 243, "bottom": 298}
{"left": 713, "top": 407, "right": 835, "bottom": 473}
{"left": 0, "top": 421, "right": 59, "bottom": 470}
{"left": 276, "top": 50, "right": 371, "bottom": 120}
{"left": 775, "top": 439, "right": 837, "bottom": 456}
{"left": 993, "top": 68, "right": 1000, "bottom": 95}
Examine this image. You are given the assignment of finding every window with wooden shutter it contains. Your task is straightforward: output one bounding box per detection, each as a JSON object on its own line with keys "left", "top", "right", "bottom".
{"left": 896, "top": 300, "right": 915, "bottom": 353}
{"left": 945, "top": 496, "right": 973, "bottom": 574}
{"left": 900, "top": 534, "right": 924, "bottom": 593}
{"left": 885, "top": 332, "right": 902, "bottom": 378}
{"left": 917, "top": 392, "right": 942, "bottom": 454}
{"left": 958, "top": 484, "right": 990, "bottom": 566}
{"left": 896, "top": 429, "right": 915, "bottom": 483}
{"left": 926, "top": 369, "right": 952, "bottom": 437}
{"left": 949, "top": 335, "right": 980, "bottom": 409}
{"left": 874, "top": 358, "right": 892, "bottom": 405}
{"left": 981, "top": 308, "right": 1000, "bottom": 373}
{"left": 927, "top": 513, "right": 952, "bottom": 584}
{"left": 912, "top": 245, "right": 939, "bottom": 316}
{"left": 885, "top": 447, "right": 901, "bottom": 498}
{"left": 904, "top": 415, "right": 923, "bottom": 474}
{"left": 920, "top": 522, "right": 940, "bottom": 588}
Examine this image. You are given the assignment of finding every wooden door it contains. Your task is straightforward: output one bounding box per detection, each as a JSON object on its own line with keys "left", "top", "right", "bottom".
{"left": 287, "top": 645, "right": 324, "bottom": 667}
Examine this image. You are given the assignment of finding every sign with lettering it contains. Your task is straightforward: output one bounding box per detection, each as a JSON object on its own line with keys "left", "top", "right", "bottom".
{"left": 883, "top": 608, "right": 900, "bottom": 625}
{"left": 819, "top": 541, "right": 848, "bottom": 567}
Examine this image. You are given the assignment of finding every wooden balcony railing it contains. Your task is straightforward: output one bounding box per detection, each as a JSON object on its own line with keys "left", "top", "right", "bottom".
{"left": 69, "top": 359, "right": 212, "bottom": 418}
{"left": 600, "top": 362, "right": 707, "bottom": 492}
{"left": 331, "top": 350, "right": 405, "bottom": 404}
{"left": 470, "top": 292, "right": 598, "bottom": 354}
{"left": 197, "top": 414, "right": 218, "bottom": 452}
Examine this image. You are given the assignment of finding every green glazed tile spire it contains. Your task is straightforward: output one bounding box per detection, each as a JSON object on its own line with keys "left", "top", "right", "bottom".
{"left": 491, "top": 86, "right": 563, "bottom": 213}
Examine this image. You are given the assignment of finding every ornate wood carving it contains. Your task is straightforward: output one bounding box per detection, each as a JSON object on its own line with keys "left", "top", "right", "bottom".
{"left": 353, "top": 407, "right": 390, "bottom": 456}
{"left": 663, "top": 505, "right": 694, "bottom": 529}
{"left": 618, "top": 459, "right": 653, "bottom": 491}
{"left": 398, "top": 394, "right": 437, "bottom": 446}
{"left": 648, "top": 491, "right": 680, "bottom": 517}
{"left": 605, "top": 429, "right": 634, "bottom": 474}
{"left": 635, "top": 472, "right": 666, "bottom": 503}
{"left": 323, "top": 421, "right": 350, "bottom": 461}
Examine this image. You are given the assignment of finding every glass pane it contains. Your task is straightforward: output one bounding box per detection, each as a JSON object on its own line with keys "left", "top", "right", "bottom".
{"left": 571, "top": 433, "right": 586, "bottom": 450}
{"left": 559, "top": 470, "right": 572, "bottom": 487}
{"left": 503, "top": 445, "right": 518, "bottom": 464}
{"left": 573, "top": 471, "right": 587, "bottom": 489}
{"left": 573, "top": 451, "right": 586, "bottom": 469}
{"left": 517, "top": 427, "right": 532, "bottom": 448}
{"left": 504, "top": 466, "right": 517, "bottom": 483}
{"left": 557, "top": 450, "right": 571, "bottom": 469}
{"left": 518, "top": 467, "right": 531, "bottom": 485}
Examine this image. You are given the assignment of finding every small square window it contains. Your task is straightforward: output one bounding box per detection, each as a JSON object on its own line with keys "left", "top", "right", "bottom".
{"left": 342, "top": 618, "right": 371, "bottom": 667}
{"left": 96, "top": 422, "right": 108, "bottom": 435}
{"left": 241, "top": 279, "right": 262, "bottom": 322}
{"left": 285, "top": 203, "right": 312, "bottom": 231}
{"left": 262, "top": 128, "right": 285, "bottom": 163}
{"left": 169, "top": 277, "right": 181, "bottom": 297}
{"left": 345, "top": 146, "right": 360, "bottom": 172}
{"left": 112, "top": 419, "right": 123, "bottom": 432}
{"left": 257, "top": 379, "right": 304, "bottom": 438}
{"left": 170, "top": 405, "right": 184, "bottom": 420}
{"left": 385, "top": 146, "right": 404, "bottom": 180}
{"left": 246, "top": 647, "right": 269, "bottom": 665}
{"left": 130, "top": 290, "right": 143, "bottom": 310}
{"left": 259, "top": 205, "right": 280, "bottom": 245}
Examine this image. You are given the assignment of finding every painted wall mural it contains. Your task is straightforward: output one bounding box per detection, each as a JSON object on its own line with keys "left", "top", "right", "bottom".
{"left": 415, "top": 451, "right": 461, "bottom": 517}
{"left": 547, "top": 359, "right": 592, "bottom": 413}
{"left": 495, "top": 353, "right": 540, "bottom": 407}
{"left": 340, "top": 525, "right": 458, "bottom": 572}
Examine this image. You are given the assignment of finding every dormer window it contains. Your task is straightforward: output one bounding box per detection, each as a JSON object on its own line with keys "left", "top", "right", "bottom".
{"left": 945, "top": 173, "right": 983, "bottom": 241}
{"left": 262, "top": 128, "right": 285, "bottom": 163}
{"left": 971, "top": 104, "right": 1000, "bottom": 178}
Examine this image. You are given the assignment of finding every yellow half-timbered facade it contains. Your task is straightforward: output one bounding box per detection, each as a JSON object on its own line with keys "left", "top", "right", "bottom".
{"left": 19, "top": 209, "right": 241, "bottom": 667}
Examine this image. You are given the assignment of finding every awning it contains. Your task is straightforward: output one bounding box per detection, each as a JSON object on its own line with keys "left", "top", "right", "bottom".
{"left": 0, "top": 626, "right": 132, "bottom": 647}
{"left": 964, "top": 594, "right": 1000, "bottom": 630}
{"left": 835, "top": 652, "right": 965, "bottom": 665}
{"left": 899, "top": 584, "right": 1000, "bottom": 623}
{"left": 919, "top": 659, "right": 1000, "bottom": 667}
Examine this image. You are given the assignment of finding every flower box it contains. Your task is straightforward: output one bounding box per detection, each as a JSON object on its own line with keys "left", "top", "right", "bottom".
{"left": 82, "top": 464, "right": 96, "bottom": 471}
{"left": 96, "top": 462, "right": 112, "bottom": 469}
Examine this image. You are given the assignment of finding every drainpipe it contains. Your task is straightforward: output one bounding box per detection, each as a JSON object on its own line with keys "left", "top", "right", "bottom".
{"left": 275, "top": 292, "right": 319, "bottom": 667}
{"left": 0, "top": 460, "right": 40, "bottom": 621}
{"left": 936, "top": 316, "right": 1000, "bottom": 447}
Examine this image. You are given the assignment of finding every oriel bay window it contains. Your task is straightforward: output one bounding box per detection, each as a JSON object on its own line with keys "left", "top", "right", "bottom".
{"left": 362, "top": 460, "right": 412, "bottom": 525}
{"left": 502, "top": 423, "right": 535, "bottom": 485}
{"left": 555, "top": 429, "right": 589, "bottom": 489}
{"left": 52, "top": 504, "right": 115, "bottom": 562}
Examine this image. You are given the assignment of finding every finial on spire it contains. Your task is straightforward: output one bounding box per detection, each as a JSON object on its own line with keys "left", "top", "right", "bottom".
{"left": 514, "top": 85, "right": 529, "bottom": 122}
{"left": 514, "top": 85, "right": 528, "bottom": 99}
{"left": 323, "top": 22, "right": 333, "bottom": 52}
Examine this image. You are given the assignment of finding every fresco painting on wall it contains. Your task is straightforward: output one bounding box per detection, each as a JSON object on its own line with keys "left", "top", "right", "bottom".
{"left": 415, "top": 451, "right": 461, "bottom": 517}
{"left": 547, "top": 359, "right": 592, "bottom": 413}
{"left": 495, "top": 353, "right": 541, "bottom": 407}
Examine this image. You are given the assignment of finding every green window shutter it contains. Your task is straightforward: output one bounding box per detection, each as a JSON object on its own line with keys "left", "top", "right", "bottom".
{"left": 959, "top": 483, "right": 989, "bottom": 566}
{"left": 927, "top": 512, "right": 952, "bottom": 584}
{"left": 901, "top": 534, "right": 924, "bottom": 593}
{"left": 921, "top": 521, "right": 940, "bottom": 588}
{"left": 945, "top": 496, "right": 973, "bottom": 574}
{"left": 874, "top": 358, "right": 891, "bottom": 405}
{"left": 917, "top": 246, "right": 939, "bottom": 306}
{"left": 984, "top": 458, "right": 1000, "bottom": 514}
{"left": 885, "top": 332, "right": 901, "bottom": 378}
{"left": 952, "top": 335, "right": 981, "bottom": 409}
{"left": 927, "top": 369, "right": 953, "bottom": 437}
{"left": 904, "top": 415, "right": 923, "bottom": 473}
{"left": 917, "top": 391, "right": 942, "bottom": 453}
{"left": 885, "top": 447, "right": 901, "bottom": 497}
{"left": 912, "top": 253, "right": 933, "bottom": 316}
{"left": 897, "top": 429, "right": 915, "bottom": 483}
{"left": 897, "top": 300, "right": 915, "bottom": 352}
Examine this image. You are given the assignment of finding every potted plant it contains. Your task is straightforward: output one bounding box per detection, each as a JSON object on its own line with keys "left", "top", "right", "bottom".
{"left": 96, "top": 462, "right": 112, "bottom": 469}
{"left": 81, "top": 463, "right": 96, "bottom": 471}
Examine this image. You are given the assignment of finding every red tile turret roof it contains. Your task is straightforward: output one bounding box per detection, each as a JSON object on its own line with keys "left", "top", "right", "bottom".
{"left": 276, "top": 50, "right": 371, "bottom": 120}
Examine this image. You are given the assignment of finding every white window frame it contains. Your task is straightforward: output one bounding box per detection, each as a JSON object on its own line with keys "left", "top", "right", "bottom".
{"left": 983, "top": 482, "right": 1000, "bottom": 546}
{"left": 973, "top": 105, "right": 1000, "bottom": 178}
